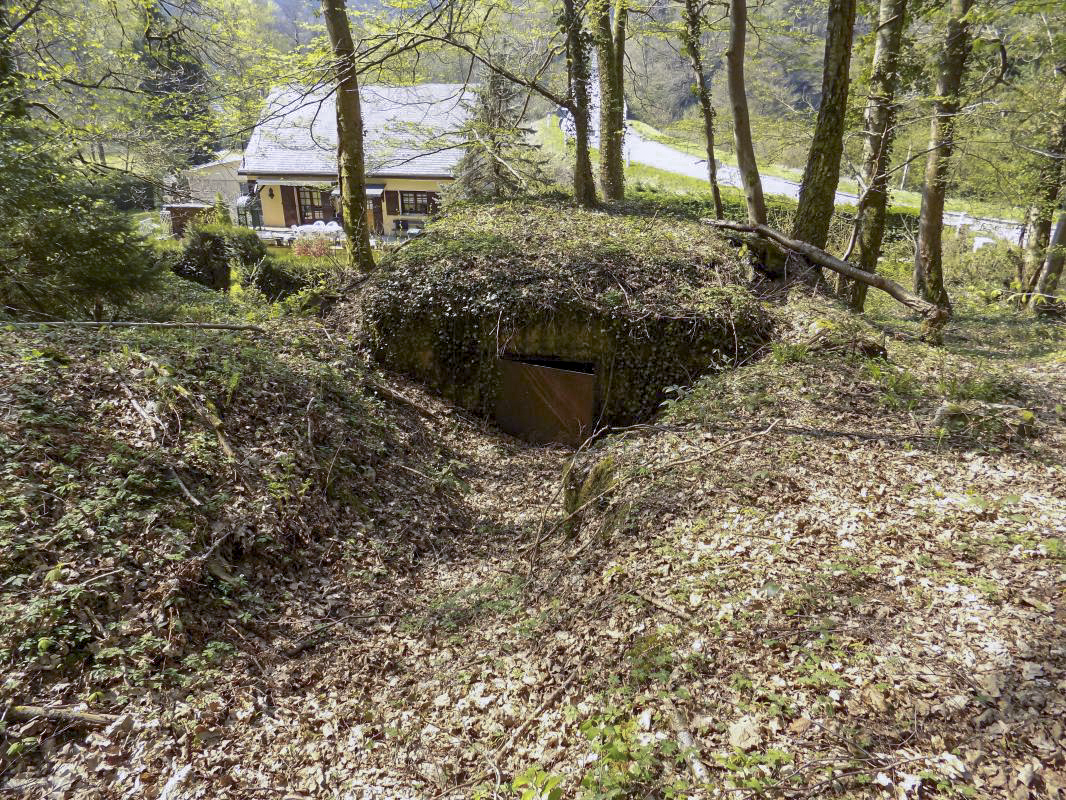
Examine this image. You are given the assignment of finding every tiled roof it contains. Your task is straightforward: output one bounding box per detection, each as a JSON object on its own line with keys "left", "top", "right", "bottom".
{"left": 240, "top": 84, "right": 472, "bottom": 179}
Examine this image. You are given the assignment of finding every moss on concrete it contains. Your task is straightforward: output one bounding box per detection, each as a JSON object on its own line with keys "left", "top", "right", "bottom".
{"left": 366, "top": 199, "right": 772, "bottom": 429}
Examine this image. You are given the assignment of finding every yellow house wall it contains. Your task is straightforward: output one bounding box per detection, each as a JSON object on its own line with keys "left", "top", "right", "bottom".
{"left": 379, "top": 178, "right": 452, "bottom": 232}
{"left": 248, "top": 176, "right": 452, "bottom": 230}
{"left": 258, "top": 184, "right": 287, "bottom": 227}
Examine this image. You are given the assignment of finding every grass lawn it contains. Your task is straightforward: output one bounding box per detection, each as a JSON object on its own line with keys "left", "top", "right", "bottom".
{"left": 586, "top": 118, "right": 1025, "bottom": 222}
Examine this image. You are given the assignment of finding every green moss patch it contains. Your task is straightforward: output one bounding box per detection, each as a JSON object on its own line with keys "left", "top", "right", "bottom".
{"left": 366, "top": 200, "right": 772, "bottom": 429}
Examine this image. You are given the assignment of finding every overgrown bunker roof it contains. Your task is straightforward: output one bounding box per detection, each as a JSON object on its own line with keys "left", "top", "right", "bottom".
{"left": 366, "top": 200, "right": 771, "bottom": 438}
{"left": 379, "top": 199, "right": 755, "bottom": 320}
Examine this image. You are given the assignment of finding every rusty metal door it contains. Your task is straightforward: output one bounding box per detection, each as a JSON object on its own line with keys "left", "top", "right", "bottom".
{"left": 495, "top": 357, "right": 595, "bottom": 446}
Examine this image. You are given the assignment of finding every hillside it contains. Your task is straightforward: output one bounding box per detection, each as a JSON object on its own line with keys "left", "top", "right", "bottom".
{"left": 2, "top": 200, "right": 1064, "bottom": 799}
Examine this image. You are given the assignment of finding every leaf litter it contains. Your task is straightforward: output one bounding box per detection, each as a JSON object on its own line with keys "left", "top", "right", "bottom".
{"left": 1, "top": 297, "right": 1064, "bottom": 799}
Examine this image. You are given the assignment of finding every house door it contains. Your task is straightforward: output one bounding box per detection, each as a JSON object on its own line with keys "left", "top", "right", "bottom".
{"left": 371, "top": 198, "right": 384, "bottom": 233}
{"left": 280, "top": 186, "right": 299, "bottom": 227}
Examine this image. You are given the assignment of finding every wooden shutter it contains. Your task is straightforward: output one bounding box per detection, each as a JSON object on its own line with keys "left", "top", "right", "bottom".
{"left": 384, "top": 190, "right": 399, "bottom": 215}
{"left": 280, "top": 185, "right": 299, "bottom": 227}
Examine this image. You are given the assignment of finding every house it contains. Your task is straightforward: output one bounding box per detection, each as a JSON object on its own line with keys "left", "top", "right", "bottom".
{"left": 238, "top": 83, "right": 471, "bottom": 237}
{"left": 183, "top": 151, "right": 244, "bottom": 215}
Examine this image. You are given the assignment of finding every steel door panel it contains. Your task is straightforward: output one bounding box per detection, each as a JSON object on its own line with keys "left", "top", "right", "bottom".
{"left": 495, "top": 358, "right": 595, "bottom": 446}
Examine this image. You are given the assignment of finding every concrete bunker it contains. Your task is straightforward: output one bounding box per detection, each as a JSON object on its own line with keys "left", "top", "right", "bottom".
{"left": 364, "top": 201, "right": 773, "bottom": 445}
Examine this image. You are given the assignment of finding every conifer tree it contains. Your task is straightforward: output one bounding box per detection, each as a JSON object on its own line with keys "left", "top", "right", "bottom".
{"left": 452, "top": 73, "right": 549, "bottom": 200}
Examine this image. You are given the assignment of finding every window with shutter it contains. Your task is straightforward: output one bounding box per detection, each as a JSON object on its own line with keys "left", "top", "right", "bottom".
{"left": 399, "top": 191, "right": 432, "bottom": 214}
{"left": 384, "top": 191, "right": 399, "bottom": 215}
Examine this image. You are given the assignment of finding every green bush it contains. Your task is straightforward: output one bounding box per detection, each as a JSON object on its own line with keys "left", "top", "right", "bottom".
{"left": 243, "top": 256, "right": 311, "bottom": 300}
{"left": 946, "top": 236, "right": 1021, "bottom": 292}
{"left": 174, "top": 224, "right": 266, "bottom": 291}
{"left": 0, "top": 122, "right": 162, "bottom": 319}
{"left": 240, "top": 250, "right": 342, "bottom": 302}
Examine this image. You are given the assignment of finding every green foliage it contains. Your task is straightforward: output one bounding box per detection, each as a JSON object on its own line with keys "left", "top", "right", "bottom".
{"left": 865, "top": 360, "right": 923, "bottom": 411}
{"left": 174, "top": 224, "right": 266, "bottom": 291}
{"left": 211, "top": 193, "right": 233, "bottom": 225}
{"left": 511, "top": 766, "right": 563, "bottom": 800}
{"left": 240, "top": 249, "right": 345, "bottom": 304}
{"left": 0, "top": 121, "right": 162, "bottom": 319}
{"left": 577, "top": 705, "right": 687, "bottom": 799}
{"left": 771, "top": 342, "right": 810, "bottom": 364}
{"left": 451, "top": 72, "right": 550, "bottom": 201}
{"left": 0, "top": 318, "right": 404, "bottom": 703}
{"left": 713, "top": 748, "right": 795, "bottom": 792}
{"left": 948, "top": 239, "right": 1022, "bottom": 294}
{"left": 135, "top": 2, "right": 219, "bottom": 165}
{"left": 91, "top": 171, "right": 158, "bottom": 211}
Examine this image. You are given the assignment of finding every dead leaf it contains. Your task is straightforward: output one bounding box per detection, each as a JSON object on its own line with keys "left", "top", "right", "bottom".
{"left": 728, "top": 715, "right": 761, "bottom": 750}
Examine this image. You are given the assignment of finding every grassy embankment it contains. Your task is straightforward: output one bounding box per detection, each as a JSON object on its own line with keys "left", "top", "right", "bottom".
{"left": 536, "top": 116, "right": 1026, "bottom": 221}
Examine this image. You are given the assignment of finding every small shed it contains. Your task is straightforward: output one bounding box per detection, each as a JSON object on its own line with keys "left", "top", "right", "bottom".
{"left": 162, "top": 203, "right": 211, "bottom": 237}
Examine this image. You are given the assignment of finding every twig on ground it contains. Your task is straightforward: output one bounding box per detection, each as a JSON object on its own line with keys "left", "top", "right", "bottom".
{"left": 367, "top": 380, "right": 439, "bottom": 420}
{"left": 284, "top": 611, "right": 401, "bottom": 657}
{"left": 496, "top": 669, "right": 579, "bottom": 755}
{"left": 7, "top": 705, "right": 118, "bottom": 727}
{"left": 168, "top": 468, "right": 203, "bottom": 507}
{"left": 663, "top": 699, "right": 709, "bottom": 785}
{"left": 634, "top": 589, "right": 693, "bottom": 621}
{"left": 119, "top": 382, "right": 158, "bottom": 439}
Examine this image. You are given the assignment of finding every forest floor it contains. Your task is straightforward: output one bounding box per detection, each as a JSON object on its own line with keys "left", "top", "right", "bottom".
{"left": 2, "top": 289, "right": 1065, "bottom": 799}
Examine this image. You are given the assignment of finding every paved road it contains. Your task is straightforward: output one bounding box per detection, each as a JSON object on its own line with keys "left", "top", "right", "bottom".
{"left": 623, "top": 125, "right": 1024, "bottom": 242}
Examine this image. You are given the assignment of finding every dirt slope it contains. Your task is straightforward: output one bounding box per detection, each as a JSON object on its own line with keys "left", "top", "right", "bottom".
{"left": 3, "top": 301, "right": 1064, "bottom": 799}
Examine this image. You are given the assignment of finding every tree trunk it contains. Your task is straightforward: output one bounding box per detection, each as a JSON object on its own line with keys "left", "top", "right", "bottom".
{"left": 725, "top": 0, "right": 765, "bottom": 225}
{"left": 913, "top": 0, "right": 974, "bottom": 309}
{"left": 847, "top": 0, "right": 908, "bottom": 312}
{"left": 321, "top": 0, "right": 375, "bottom": 271}
{"left": 563, "top": 0, "right": 597, "bottom": 207}
{"left": 681, "top": 0, "right": 724, "bottom": 218}
{"left": 0, "top": 0, "right": 27, "bottom": 119}
{"left": 1020, "top": 80, "right": 1066, "bottom": 299}
{"left": 792, "top": 0, "right": 856, "bottom": 251}
{"left": 1029, "top": 211, "right": 1066, "bottom": 310}
{"left": 592, "top": 0, "right": 626, "bottom": 201}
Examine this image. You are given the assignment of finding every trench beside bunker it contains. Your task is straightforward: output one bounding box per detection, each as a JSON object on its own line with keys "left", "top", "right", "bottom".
{"left": 371, "top": 304, "right": 770, "bottom": 446}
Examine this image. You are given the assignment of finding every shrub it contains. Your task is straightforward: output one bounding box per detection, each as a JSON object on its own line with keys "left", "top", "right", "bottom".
{"left": 240, "top": 250, "right": 342, "bottom": 303}
{"left": 291, "top": 235, "right": 333, "bottom": 259}
{"left": 0, "top": 122, "right": 162, "bottom": 319}
{"left": 244, "top": 256, "right": 311, "bottom": 300}
{"left": 90, "top": 171, "right": 157, "bottom": 211}
{"left": 946, "top": 236, "right": 1022, "bottom": 293}
{"left": 174, "top": 224, "right": 266, "bottom": 291}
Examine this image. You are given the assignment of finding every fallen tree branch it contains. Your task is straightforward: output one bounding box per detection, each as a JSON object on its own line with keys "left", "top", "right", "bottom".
{"left": 119, "top": 382, "right": 159, "bottom": 440}
{"left": 702, "top": 219, "right": 950, "bottom": 331}
{"left": 284, "top": 611, "right": 401, "bottom": 657}
{"left": 168, "top": 469, "right": 204, "bottom": 507}
{"left": 496, "top": 669, "right": 579, "bottom": 754}
{"left": 7, "top": 705, "right": 118, "bottom": 727}
{"left": 634, "top": 590, "right": 693, "bottom": 622}
{"left": 663, "top": 699, "right": 709, "bottom": 785}
{"left": 4, "top": 321, "right": 265, "bottom": 332}
{"left": 366, "top": 381, "right": 439, "bottom": 420}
